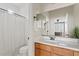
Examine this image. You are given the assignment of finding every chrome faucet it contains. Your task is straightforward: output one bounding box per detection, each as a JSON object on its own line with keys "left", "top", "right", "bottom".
{"left": 49, "top": 36, "right": 55, "bottom": 40}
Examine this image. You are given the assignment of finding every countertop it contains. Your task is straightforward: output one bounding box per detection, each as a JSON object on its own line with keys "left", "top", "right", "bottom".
{"left": 35, "top": 36, "right": 79, "bottom": 51}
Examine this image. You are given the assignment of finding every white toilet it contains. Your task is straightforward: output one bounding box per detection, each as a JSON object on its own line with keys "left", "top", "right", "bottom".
{"left": 17, "top": 46, "right": 28, "bottom": 56}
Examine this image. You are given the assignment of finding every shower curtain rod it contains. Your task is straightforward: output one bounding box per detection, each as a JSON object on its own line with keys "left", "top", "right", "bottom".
{"left": 0, "top": 8, "right": 26, "bottom": 18}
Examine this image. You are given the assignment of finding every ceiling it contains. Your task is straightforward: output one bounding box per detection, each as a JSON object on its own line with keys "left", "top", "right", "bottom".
{"left": 12, "top": 3, "right": 27, "bottom": 9}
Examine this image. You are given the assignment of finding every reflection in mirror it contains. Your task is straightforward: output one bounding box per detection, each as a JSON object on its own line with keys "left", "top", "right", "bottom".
{"left": 33, "top": 4, "right": 79, "bottom": 39}
{"left": 54, "top": 19, "right": 65, "bottom": 36}
{"left": 33, "top": 13, "right": 47, "bottom": 35}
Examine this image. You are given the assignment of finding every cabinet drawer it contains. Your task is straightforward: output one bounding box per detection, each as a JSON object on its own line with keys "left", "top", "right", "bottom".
{"left": 74, "top": 51, "right": 79, "bottom": 56}
{"left": 54, "top": 47, "right": 73, "bottom": 56}
{"left": 40, "top": 44, "right": 51, "bottom": 52}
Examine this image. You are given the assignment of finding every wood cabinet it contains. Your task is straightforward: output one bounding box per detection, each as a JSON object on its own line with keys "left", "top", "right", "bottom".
{"left": 39, "top": 44, "right": 51, "bottom": 51}
{"left": 35, "top": 43, "right": 51, "bottom": 56}
{"left": 74, "top": 51, "right": 79, "bottom": 56}
{"left": 40, "top": 49, "right": 50, "bottom": 56}
{"left": 35, "top": 42, "right": 79, "bottom": 56}
{"left": 35, "top": 48, "right": 40, "bottom": 56}
{"left": 53, "top": 47, "right": 73, "bottom": 56}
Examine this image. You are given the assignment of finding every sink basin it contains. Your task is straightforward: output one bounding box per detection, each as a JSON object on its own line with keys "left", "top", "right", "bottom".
{"left": 43, "top": 36, "right": 70, "bottom": 46}
{"left": 43, "top": 39, "right": 79, "bottom": 48}
{"left": 44, "top": 38, "right": 65, "bottom": 44}
{"left": 42, "top": 36, "right": 79, "bottom": 49}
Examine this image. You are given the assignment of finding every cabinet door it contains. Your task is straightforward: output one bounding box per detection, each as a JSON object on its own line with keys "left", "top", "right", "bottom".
{"left": 74, "top": 51, "right": 79, "bottom": 56}
{"left": 54, "top": 47, "right": 73, "bottom": 56}
{"left": 35, "top": 48, "right": 40, "bottom": 56}
{"left": 35, "top": 48, "right": 50, "bottom": 56}
{"left": 40, "top": 49, "right": 50, "bottom": 56}
{"left": 40, "top": 43, "right": 51, "bottom": 52}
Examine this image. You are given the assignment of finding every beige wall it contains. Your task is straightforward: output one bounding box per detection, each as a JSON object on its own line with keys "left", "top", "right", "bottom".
{"left": 73, "top": 4, "right": 79, "bottom": 27}
{"left": 32, "top": 3, "right": 74, "bottom": 15}
{"left": 41, "top": 3, "right": 74, "bottom": 12}
{"left": 32, "top": 3, "right": 41, "bottom": 15}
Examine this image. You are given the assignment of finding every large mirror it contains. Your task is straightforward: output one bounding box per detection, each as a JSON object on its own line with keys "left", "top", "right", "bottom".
{"left": 33, "top": 4, "right": 79, "bottom": 38}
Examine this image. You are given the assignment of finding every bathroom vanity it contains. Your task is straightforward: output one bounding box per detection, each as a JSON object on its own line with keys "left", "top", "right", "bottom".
{"left": 35, "top": 36, "right": 79, "bottom": 56}
{"left": 35, "top": 42, "right": 79, "bottom": 56}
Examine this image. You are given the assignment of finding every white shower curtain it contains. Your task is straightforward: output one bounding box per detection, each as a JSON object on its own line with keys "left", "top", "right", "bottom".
{"left": 0, "top": 9, "right": 26, "bottom": 55}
